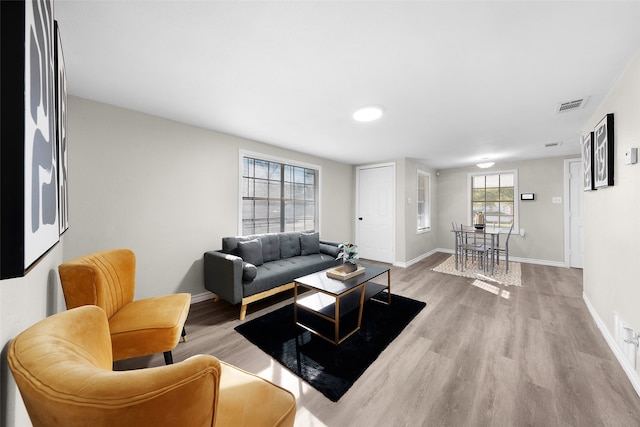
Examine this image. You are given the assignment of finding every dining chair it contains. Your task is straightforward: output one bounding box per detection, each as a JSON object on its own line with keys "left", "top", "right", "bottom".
{"left": 451, "top": 221, "right": 461, "bottom": 269}
{"left": 459, "top": 225, "right": 490, "bottom": 272}
{"left": 493, "top": 224, "right": 514, "bottom": 272}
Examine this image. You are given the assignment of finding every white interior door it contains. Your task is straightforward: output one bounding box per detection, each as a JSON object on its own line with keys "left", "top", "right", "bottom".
{"left": 356, "top": 164, "right": 395, "bottom": 263}
{"left": 567, "top": 159, "right": 584, "bottom": 268}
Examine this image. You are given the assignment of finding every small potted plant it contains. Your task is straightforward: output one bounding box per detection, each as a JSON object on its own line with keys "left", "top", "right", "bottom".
{"left": 336, "top": 242, "right": 359, "bottom": 273}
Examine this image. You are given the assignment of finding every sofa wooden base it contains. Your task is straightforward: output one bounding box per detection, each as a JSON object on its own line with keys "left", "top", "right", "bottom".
{"left": 234, "top": 282, "right": 296, "bottom": 320}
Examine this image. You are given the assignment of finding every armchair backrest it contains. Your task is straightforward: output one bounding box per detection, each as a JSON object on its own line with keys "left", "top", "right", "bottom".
{"left": 8, "top": 306, "right": 220, "bottom": 427}
{"left": 58, "top": 248, "right": 136, "bottom": 318}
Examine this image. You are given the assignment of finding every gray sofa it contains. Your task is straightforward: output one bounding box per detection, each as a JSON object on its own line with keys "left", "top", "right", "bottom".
{"left": 204, "top": 231, "right": 341, "bottom": 320}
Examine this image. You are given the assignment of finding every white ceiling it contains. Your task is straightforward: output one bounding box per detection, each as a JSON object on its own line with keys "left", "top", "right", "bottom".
{"left": 54, "top": 1, "right": 640, "bottom": 169}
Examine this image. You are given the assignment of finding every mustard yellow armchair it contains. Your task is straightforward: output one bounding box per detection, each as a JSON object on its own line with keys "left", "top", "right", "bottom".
{"left": 58, "top": 248, "right": 190, "bottom": 364}
{"left": 7, "top": 306, "right": 297, "bottom": 427}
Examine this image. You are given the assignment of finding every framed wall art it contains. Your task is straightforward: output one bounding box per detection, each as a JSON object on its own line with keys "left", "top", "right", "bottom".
{"left": 55, "top": 20, "right": 69, "bottom": 235}
{"left": 582, "top": 132, "right": 595, "bottom": 191}
{"left": 1, "top": 0, "right": 59, "bottom": 279}
{"left": 594, "top": 113, "right": 615, "bottom": 189}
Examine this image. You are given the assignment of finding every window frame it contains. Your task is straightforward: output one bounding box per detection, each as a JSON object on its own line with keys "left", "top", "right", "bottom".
{"left": 416, "top": 169, "right": 431, "bottom": 233}
{"left": 238, "top": 150, "right": 322, "bottom": 236}
{"left": 467, "top": 169, "right": 518, "bottom": 232}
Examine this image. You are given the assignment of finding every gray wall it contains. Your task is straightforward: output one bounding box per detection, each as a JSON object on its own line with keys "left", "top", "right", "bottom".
{"left": 64, "top": 96, "right": 355, "bottom": 300}
{"left": 435, "top": 156, "right": 575, "bottom": 264}
{"left": 0, "top": 247, "right": 65, "bottom": 427}
{"left": 401, "top": 158, "right": 438, "bottom": 264}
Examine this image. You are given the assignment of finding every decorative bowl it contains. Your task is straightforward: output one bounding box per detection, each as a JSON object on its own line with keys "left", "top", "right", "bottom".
{"left": 474, "top": 224, "right": 485, "bottom": 230}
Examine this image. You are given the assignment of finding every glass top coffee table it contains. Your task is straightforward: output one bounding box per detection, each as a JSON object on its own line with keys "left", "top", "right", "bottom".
{"left": 293, "top": 263, "right": 391, "bottom": 345}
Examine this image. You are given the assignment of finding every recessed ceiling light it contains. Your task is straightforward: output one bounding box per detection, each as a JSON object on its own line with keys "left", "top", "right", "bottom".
{"left": 353, "top": 106, "right": 384, "bottom": 122}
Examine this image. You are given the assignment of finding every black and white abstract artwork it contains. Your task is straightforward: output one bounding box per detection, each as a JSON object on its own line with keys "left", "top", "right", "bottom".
{"left": 594, "top": 113, "right": 614, "bottom": 189}
{"left": 582, "top": 132, "right": 595, "bottom": 191}
{"left": 24, "top": 0, "right": 59, "bottom": 268}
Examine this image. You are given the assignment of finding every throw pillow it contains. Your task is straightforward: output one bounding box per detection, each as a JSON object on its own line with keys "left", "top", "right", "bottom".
{"left": 242, "top": 262, "right": 258, "bottom": 281}
{"left": 237, "top": 239, "right": 264, "bottom": 266}
{"left": 279, "top": 232, "right": 301, "bottom": 259}
{"left": 300, "top": 232, "right": 320, "bottom": 255}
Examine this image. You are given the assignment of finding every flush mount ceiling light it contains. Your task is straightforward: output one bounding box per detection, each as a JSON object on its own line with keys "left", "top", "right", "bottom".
{"left": 476, "top": 161, "right": 495, "bottom": 168}
{"left": 353, "top": 106, "right": 384, "bottom": 122}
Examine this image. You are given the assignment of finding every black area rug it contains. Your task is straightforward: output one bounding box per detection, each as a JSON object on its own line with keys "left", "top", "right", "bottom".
{"left": 234, "top": 293, "right": 426, "bottom": 401}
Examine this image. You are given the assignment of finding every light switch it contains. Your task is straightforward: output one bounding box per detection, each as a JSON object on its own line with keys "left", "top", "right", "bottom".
{"left": 625, "top": 148, "right": 637, "bottom": 165}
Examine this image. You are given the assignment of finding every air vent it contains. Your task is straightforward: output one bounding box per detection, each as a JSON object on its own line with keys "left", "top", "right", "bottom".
{"left": 544, "top": 141, "right": 563, "bottom": 148}
{"left": 555, "top": 98, "right": 588, "bottom": 114}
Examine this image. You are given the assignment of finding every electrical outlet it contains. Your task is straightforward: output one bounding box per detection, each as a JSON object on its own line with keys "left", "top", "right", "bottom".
{"left": 552, "top": 196, "right": 562, "bottom": 204}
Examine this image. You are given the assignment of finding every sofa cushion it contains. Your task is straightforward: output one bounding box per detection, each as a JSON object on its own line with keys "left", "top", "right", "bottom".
{"left": 279, "top": 232, "right": 301, "bottom": 259}
{"left": 223, "top": 234, "right": 281, "bottom": 262}
{"left": 237, "top": 239, "right": 263, "bottom": 266}
{"left": 300, "top": 232, "right": 320, "bottom": 256}
{"left": 242, "top": 253, "right": 341, "bottom": 297}
{"left": 260, "top": 233, "right": 280, "bottom": 262}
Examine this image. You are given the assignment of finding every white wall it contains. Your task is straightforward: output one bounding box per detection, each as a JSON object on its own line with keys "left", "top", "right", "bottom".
{"left": 583, "top": 51, "right": 640, "bottom": 347}
{"left": 64, "top": 96, "right": 354, "bottom": 300}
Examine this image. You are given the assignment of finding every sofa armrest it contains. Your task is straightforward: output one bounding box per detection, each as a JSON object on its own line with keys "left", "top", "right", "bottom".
{"left": 204, "top": 251, "right": 244, "bottom": 305}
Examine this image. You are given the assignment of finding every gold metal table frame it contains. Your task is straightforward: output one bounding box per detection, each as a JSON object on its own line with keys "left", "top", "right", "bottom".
{"left": 293, "top": 264, "right": 391, "bottom": 345}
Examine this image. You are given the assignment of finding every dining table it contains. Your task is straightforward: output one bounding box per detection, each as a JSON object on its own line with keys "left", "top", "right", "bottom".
{"left": 452, "top": 225, "right": 502, "bottom": 275}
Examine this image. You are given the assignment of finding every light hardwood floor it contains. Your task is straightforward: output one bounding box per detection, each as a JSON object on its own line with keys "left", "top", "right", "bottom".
{"left": 116, "top": 252, "right": 640, "bottom": 426}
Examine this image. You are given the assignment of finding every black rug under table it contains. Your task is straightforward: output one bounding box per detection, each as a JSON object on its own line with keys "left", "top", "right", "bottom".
{"left": 234, "top": 292, "right": 426, "bottom": 401}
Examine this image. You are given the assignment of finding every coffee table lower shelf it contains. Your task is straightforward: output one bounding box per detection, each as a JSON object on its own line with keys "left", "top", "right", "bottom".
{"left": 294, "top": 281, "right": 388, "bottom": 345}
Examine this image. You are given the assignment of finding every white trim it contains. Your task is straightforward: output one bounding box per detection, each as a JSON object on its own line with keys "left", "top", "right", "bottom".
{"left": 191, "top": 291, "right": 216, "bottom": 304}
{"left": 355, "top": 162, "right": 396, "bottom": 264}
{"left": 417, "top": 169, "right": 431, "bottom": 233}
{"left": 237, "top": 149, "right": 323, "bottom": 236}
{"left": 563, "top": 159, "right": 571, "bottom": 267}
{"left": 564, "top": 158, "right": 582, "bottom": 268}
{"left": 395, "top": 248, "right": 439, "bottom": 268}
{"left": 467, "top": 169, "right": 519, "bottom": 231}
{"left": 583, "top": 293, "right": 640, "bottom": 397}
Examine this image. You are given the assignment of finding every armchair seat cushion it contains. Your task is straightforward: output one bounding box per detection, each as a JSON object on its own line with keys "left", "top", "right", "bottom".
{"left": 109, "top": 293, "right": 191, "bottom": 361}
{"left": 217, "top": 362, "right": 296, "bottom": 427}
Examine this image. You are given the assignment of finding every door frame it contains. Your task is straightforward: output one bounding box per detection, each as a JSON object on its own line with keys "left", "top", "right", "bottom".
{"left": 355, "top": 162, "right": 396, "bottom": 264}
{"left": 564, "top": 158, "right": 582, "bottom": 267}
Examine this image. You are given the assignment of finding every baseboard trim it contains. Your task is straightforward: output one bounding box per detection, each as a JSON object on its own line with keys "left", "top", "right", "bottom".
{"left": 430, "top": 249, "right": 565, "bottom": 268}
{"left": 583, "top": 292, "right": 640, "bottom": 397}
{"left": 191, "top": 291, "right": 216, "bottom": 304}
{"left": 394, "top": 249, "right": 439, "bottom": 268}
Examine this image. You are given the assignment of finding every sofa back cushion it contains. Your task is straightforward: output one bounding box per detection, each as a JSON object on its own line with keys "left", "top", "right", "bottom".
{"left": 260, "top": 234, "right": 280, "bottom": 262}
{"left": 237, "top": 239, "right": 264, "bottom": 266}
{"left": 279, "top": 232, "right": 301, "bottom": 259}
{"left": 222, "top": 233, "right": 281, "bottom": 262}
{"left": 300, "top": 232, "right": 320, "bottom": 255}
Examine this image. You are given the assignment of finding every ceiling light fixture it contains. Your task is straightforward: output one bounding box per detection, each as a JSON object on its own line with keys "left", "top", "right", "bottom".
{"left": 476, "top": 161, "right": 495, "bottom": 169}
{"left": 353, "top": 106, "right": 384, "bottom": 122}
